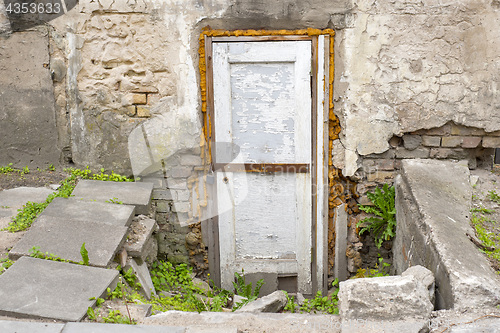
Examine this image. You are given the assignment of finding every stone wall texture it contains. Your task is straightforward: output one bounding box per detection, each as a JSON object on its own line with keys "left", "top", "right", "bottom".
{"left": 1, "top": 0, "right": 500, "bottom": 276}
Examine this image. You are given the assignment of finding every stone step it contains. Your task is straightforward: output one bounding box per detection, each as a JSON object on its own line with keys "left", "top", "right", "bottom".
{"left": 41, "top": 197, "right": 135, "bottom": 227}
{"left": 0, "top": 320, "right": 65, "bottom": 333}
{"left": 9, "top": 215, "right": 128, "bottom": 267}
{"left": 124, "top": 217, "right": 157, "bottom": 260}
{"left": 71, "top": 180, "right": 154, "bottom": 215}
{"left": 0, "top": 257, "right": 119, "bottom": 322}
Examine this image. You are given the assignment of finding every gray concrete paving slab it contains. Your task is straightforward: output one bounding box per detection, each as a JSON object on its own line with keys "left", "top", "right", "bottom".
{"left": 340, "top": 319, "right": 429, "bottom": 333}
{"left": 0, "top": 257, "right": 119, "bottom": 321}
{"left": 9, "top": 215, "right": 128, "bottom": 267}
{"left": 0, "top": 187, "right": 54, "bottom": 209}
{"left": 62, "top": 322, "right": 185, "bottom": 332}
{"left": 41, "top": 197, "right": 135, "bottom": 227}
{"left": 0, "top": 320, "right": 64, "bottom": 333}
{"left": 143, "top": 311, "right": 341, "bottom": 333}
{"left": 71, "top": 180, "right": 154, "bottom": 215}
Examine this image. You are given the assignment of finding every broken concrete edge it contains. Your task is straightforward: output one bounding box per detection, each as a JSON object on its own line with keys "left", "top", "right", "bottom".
{"left": 124, "top": 218, "right": 157, "bottom": 258}
{"left": 236, "top": 290, "right": 287, "bottom": 313}
{"left": 338, "top": 265, "right": 434, "bottom": 322}
{"left": 394, "top": 159, "right": 500, "bottom": 310}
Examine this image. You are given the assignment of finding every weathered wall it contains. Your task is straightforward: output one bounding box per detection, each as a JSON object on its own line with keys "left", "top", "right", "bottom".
{"left": 2, "top": 0, "right": 500, "bottom": 276}
{"left": 333, "top": 0, "right": 500, "bottom": 177}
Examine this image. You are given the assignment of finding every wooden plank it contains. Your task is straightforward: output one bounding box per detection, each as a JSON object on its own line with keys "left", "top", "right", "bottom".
{"left": 214, "top": 163, "right": 309, "bottom": 173}
{"left": 212, "top": 36, "right": 312, "bottom": 42}
{"left": 311, "top": 35, "right": 319, "bottom": 295}
{"left": 321, "top": 35, "right": 331, "bottom": 294}
{"left": 205, "top": 36, "right": 216, "bottom": 165}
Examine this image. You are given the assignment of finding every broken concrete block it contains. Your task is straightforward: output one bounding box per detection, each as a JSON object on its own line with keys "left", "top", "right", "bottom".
{"left": 61, "top": 322, "right": 184, "bottom": 332}
{"left": 0, "top": 257, "right": 118, "bottom": 321}
{"left": 0, "top": 320, "right": 64, "bottom": 333}
{"left": 401, "top": 265, "right": 435, "bottom": 306}
{"left": 71, "top": 180, "right": 154, "bottom": 215}
{"left": 338, "top": 270, "right": 434, "bottom": 321}
{"left": 236, "top": 290, "right": 287, "bottom": 313}
{"left": 9, "top": 215, "right": 128, "bottom": 267}
{"left": 124, "top": 258, "right": 157, "bottom": 300}
{"left": 124, "top": 217, "right": 157, "bottom": 259}
{"left": 41, "top": 197, "right": 135, "bottom": 227}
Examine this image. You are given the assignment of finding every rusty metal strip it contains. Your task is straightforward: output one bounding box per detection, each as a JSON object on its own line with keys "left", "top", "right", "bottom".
{"left": 214, "top": 163, "right": 309, "bottom": 173}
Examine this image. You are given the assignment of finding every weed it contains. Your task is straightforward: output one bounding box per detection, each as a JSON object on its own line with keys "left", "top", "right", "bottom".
{"left": 1, "top": 206, "right": 10, "bottom": 209}
{"left": 80, "top": 243, "right": 89, "bottom": 266}
{"left": 22, "top": 166, "right": 30, "bottom": 174}
{"left": 357, "top": 184, "right": 396, "bottom": 248}
{"left": 0, "top": 256, "right": 13, "bottom": 275}
{"left": 471, "top": 213, "right": 500, "bottom": 263}
{"left": 103, "top": 310, "right": 136, "bottom": 325}
{"left": 353, "top": 256, "right": 391, "bottom": 278}
{"left": 106, "top": 197, "right": 123, "bottom": 204}
{"left": 284, "top": 279, "right": 339, "bottom": 314}
{"left": 471, "top": 206, "right": 495, "bottom": 214}
{"left": 107, "top": 282, "right": 125, "bottom": 300}
{"left": 232, "top": 269, "right": 264, "bottom": 310}
{"left": 0, "top": 163, "right": 15, "bottom": 174}
{"left": 48, "top": 164, "right": 56, "bottom": 171}
{"left": 488, "top": 190, "right": 500, "bottom": 205}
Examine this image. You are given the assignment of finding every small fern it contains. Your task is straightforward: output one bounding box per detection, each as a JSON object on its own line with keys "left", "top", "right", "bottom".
{"left": 356, "top": 184, "right": 396, "bottom": 248}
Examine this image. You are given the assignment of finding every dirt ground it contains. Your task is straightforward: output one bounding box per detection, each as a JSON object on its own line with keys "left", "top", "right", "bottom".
{"left": 0, "top": 168, "right": 68, "bottom": 191}
{"left": 470, "top": 165, "right": 500, "bottom": 272}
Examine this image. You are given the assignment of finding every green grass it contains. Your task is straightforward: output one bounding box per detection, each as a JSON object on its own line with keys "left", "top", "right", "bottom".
{"left": 471, "top": 213, "right": 500, "bottom": 262}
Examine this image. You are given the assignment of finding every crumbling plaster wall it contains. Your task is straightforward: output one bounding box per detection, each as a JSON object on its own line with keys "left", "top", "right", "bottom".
{"left": 333, "top": 0, "right": 500, "bottom": 177}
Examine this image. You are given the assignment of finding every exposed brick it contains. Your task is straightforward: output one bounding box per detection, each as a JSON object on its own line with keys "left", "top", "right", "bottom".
{"left": 461, "top": 136, "right": 482, "bottom": 148}
{"left": 441, "top": 136, "right": 462, "bottom": 147}
{"left": 136, "top": 106, "right": 151, "bottom": 118}
{"left": 487, "top": 130, "right": 500, "bottom": 137}
{"left": 132, "top": 93, "right": 147, "bottom": 105}
{"left": 168, "top": 167, "right": 193, "bottom": 178}
{"left": 125, "top": 105, "right": 136, "bottom": 117}
{"left": 147, "top": 93, "right": 161, "bottom": 105}
{"left": 429, "top": 148, "right": 469, "bottom": 159}
{"left": 156, "top": 201, "right": 171, "bottom": 213}
{"left": 365, "top": 149, "right": 396, "bottom": 159}
{"left": 395, "top": 147, "right": 429, "bottom": 159}
{"left": 482, "top": 136, "right": 500, "bottom": 148}
{"left": 450, "top": 124, "right": 486, "bottom": 136}
{"left": 421, "top": 136, "right": 441, "bottom": 147}
{"left": 366, "top": 171, "right": 394, "bottom": 182}
{"left": 402, "top": 135, "right": 422, "bottom": 150}
{"left": 153, "top": 189, "right": 174, "bottom": 200}
{"left": 374, "top": 159, "right": 395, "bottom": 170}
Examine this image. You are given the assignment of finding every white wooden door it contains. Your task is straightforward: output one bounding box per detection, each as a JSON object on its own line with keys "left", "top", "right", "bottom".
{"left": 212, "top": 39, "right": 315, "bottom": 294}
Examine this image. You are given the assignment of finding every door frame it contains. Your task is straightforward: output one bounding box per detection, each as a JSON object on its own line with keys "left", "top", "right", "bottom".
{"left": 200, "top": 29, "right": 333, "bottom": 295}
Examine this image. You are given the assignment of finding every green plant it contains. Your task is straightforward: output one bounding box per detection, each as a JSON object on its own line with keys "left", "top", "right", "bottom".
{"left": 103, "top": 310, "right": 136, "bottom": 325}
{"left": 357, "top": 184, "right": 396, "bottom": 248}
{"left": 283, "top": 292, "right": 298, "bottom": 313}
{"left": 80, "top": 243, "right": 89, "bottom": 266}
{"left": 353, "top": 256, "right": 391, "bottom": 278}
{"left": 0, "top": 163, "right": 15, "bottom": 174}
{"left": 288, "top": 279, "right": 339, "bottom": 314}
{"left": 231, "top": 269, "right": 264, "bottom": 310}
{"left": 106, "top": 197, "right": 123, "bottom": 204}
{"left": 122, "top": 267, "right": 142, "bottom": 290}
{"left": 471, "top": 206, "right": 495, "bottom": 214}
{"left": 22, "top": 166, "right": 30, "bottom": 174}
{"left": 48, "top": 164, "right": 56, "bottom": 171}
{"left": 488, "top": 190, "right": 500, "bottom": 205}
{"left": 0, "top": 256, "right": 13, "bottom": 275}
{"left": 107, "top": 281, "right": 125, "bottom": 300}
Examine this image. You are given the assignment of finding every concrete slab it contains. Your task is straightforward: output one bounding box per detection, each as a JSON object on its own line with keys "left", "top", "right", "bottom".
{"left": 0, "top": 187, "right": 54, "bottom": 209}
{"left": 9, "top": 215, "right": 128, "bottom": 267}
{"left": 71, "top": 180, "right": 154, "bottom": 215}
{"left": 62, "top": 322, "right": 185, "bottom": 332}
{"left": 143, "top": 311, "right": 341, "bottom": 333}
{"left": 394, "top": 159, "right": 500, "bottom": 310}
{"left": 125, "top": 258, "right": 157, "bottom": 299}
{"left": 186, "top": 328, "right": 237, "bottom": 333}
{"left": 41, "top": 197, "right": 135, "bottom": 227}
{"left": 0, "top": 257, "right": 119, "bottom": 321}
{"left": 0, "top": 320, "right": 64, "bottom": 333}
{"left": 124, "top": 218, "right": 157, "bottom": 258}
{"left": 340, "top": 319, "right": 429, "bottom": 333}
